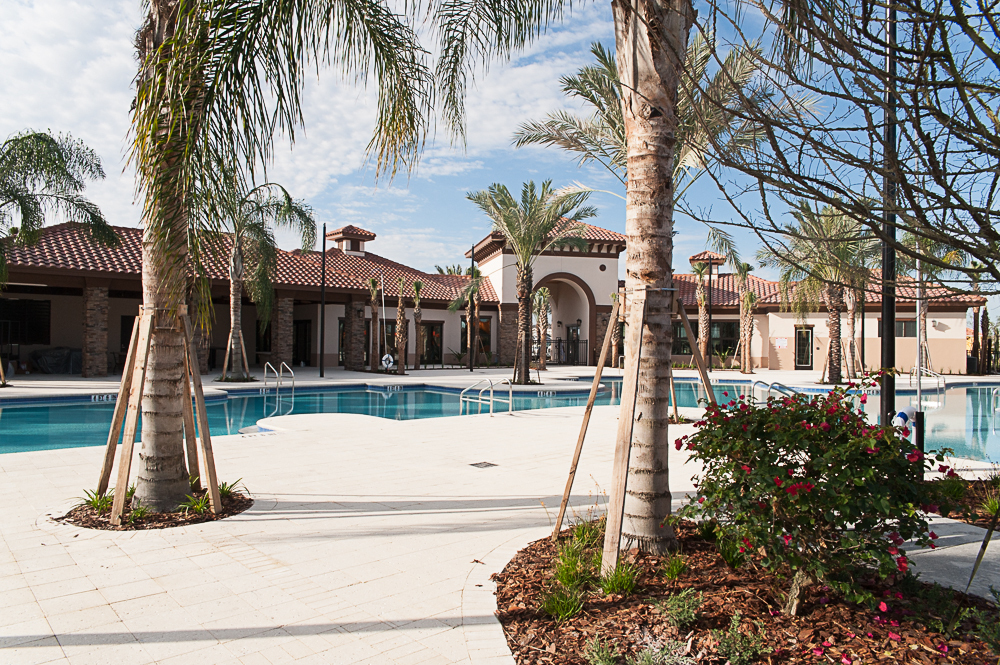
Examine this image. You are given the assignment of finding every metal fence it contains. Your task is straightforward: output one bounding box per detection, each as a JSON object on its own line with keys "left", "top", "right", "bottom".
{"left": 533, "top": 339, "right": 590, "bottom": 366}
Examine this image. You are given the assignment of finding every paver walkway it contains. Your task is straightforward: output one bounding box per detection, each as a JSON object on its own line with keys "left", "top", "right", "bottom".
{"left": 0, "top": 405, "right": 701, "bottom": 664}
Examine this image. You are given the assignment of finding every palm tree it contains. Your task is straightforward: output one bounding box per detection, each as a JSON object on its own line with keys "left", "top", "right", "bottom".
{"left": 129, "top": 1, "right": 432, "bottom": 510}
{"left": 435, "top": 264, "right": 465, "bottom": 275}
{"left": 971, "top": 262, "right": 984, "bottom": 371}
{"left": 533, "top": 287, "right": 551, "bottom": 370}
{"left": 368, "top": 278, "right": 380, "bottom": 373}
{"left": 734, "top": 261, "right": 754, "bottom": 373}
{"left": 690, "top": 261, "right": 710, "bottom": 361}
{"left": 758, "top": 201, "right": 879, "bottom": 384}
{"left": 610, "top": 293, "right": 622, "bottom": 368}
{"left": 412, "top": 280, "right": 424, "bottom": 371}
{"left": 1, "top": 130, "right": 117, "bottom": 284}
{"left": 448, "top": 266, "right": 484, "bottom": 368}
{"left": 210, "top": 171, "right": 315, "bottom": 380}
{"left": 395, "top": 276, "right": 409, "bottom": 374}
{"left": 466, "top": 181, "right": 594, "bottom": 384}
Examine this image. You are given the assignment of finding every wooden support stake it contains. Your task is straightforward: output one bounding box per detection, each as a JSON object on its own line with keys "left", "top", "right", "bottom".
{"left": 221, "top": 329, "right": 233, "bottom": 379}
{"left": 182, "top": 350, "right": 201, "bottom": 490}
{"left": 601, "top": 296, "right": 646, "bottom": 576}
{"left": 182, "top": 314, "right": 221, "bottom": 513}
{"left": 0, "top": 350, "right": 6, "bottom": 385}
{"left": 669, "top": 366, "right": 680, "bottom": 422}
{"left": 675, "top": 298, "right": 716, "bottom": 406}
{"left": 552, "top": 299, "right": 620, "bottom": 541}
{"left": 98, "top": 315, "right": 141, "bottom": 495}
{"left": 109, "top": 312, "right": 154, "bottom": 525}
{"left": 239, "top": 329, "right": 250, "bottom": 377}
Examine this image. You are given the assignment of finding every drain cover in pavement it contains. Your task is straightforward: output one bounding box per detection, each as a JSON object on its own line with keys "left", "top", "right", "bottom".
{"left": 470, "top": 462, "right": 497, "bottom": 468}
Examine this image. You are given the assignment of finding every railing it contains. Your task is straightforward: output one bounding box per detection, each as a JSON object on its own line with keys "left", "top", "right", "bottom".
{"left": 909, "top": 366, "right": 945, "bottom": 393}
{"left": 264, "top": 362, "right": 278, "bottom": 393}
{"left": 263, "top": 362, "right": 295, "bottom": 417}
{"left": 992, "top": 388, "right": 1000, "bottom": 433}
{"left": 279, "top": 362, "right": 296, "bottom": 395}
{"left": 459, "top": 378, "right": 513, "bottom": 416}
{"left": 533, "top": 339, "right": 590, "bottom": 366}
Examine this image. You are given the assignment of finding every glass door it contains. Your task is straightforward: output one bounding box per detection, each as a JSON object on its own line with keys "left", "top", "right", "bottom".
{"left": 794, "top": 327, "right": 813, "bottom": 370}
{"left": 421, "top": 322, "right": 443, "bottom": 365}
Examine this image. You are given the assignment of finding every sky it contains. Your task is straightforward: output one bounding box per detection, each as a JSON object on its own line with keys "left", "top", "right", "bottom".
{"left": 0, "top": 0, "right": 807, "bottom": 281}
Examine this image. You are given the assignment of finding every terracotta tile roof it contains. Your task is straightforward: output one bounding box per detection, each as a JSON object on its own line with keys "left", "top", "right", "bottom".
{"left": 327, "top": 225, "right": 376, "bottom": 241}
{"left": 575, "top": 222, "right": 626, "bottom": 243}
{"left": 673, "top": 273, "right": 780, "bottom": 308}
{"left": 688, "top": 250, "right": 726, "bottom": 264}
{"left": 4, "top": 222, "right": 142, "bottom": 275}
{"left": 754, "top": 270, "right": 986, "bottom": 306}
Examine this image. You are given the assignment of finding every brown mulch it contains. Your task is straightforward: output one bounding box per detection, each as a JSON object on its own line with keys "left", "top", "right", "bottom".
{"left": 934, "top": 479, "right": 1000, "bottom": 529}
{"left": 493, "top": 520, "right": 998, "bottom": 664}
{"left": 58, "top": 490, "right": 253, "bottom": 531}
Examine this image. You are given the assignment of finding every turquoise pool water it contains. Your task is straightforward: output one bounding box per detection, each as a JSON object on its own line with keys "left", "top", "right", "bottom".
{"left": 0, "top": 382, "right": 731, "bottom": 455}
{"left": 1, "top": 381, "right": 997, "bottom": 462}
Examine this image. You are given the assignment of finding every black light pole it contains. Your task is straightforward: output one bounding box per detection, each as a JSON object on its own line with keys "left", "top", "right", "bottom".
{"left": 880, "top": 1, "right": 897, "bottom": 422}
{"left": 469, "top": 243, "right": 475, "bottom": 373}
{"left": 707, "top": 261, "right": 714, "bottom": 371}
{"left": 319, "top": 223, "right": 327, "bottom": 378}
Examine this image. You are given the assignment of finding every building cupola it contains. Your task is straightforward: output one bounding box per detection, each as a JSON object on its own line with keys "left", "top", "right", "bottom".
{"left": 326, "top": 225, "right": 376, "bottom": 256}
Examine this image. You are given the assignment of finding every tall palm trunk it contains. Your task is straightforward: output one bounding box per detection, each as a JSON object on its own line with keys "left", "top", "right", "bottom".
{"left": 538, "top": 298, "right": 548, "bottom": 370}
{"left": 465, "top": 298, "right": 474, "bottom": 367}
{"left": 472, "top": 293, "right": 481, "bottom": 368}
{"left": 610, "top": 313, "right": 621, "bottom": 368}
{"left": 613, "top": 0, "right": 693, "bottom": 553}
{"left": 973, "top": 306, "right": 981, "bottom": 372}
{"left": 228, "top": 245, "right": 246, "bottom": 379}
{"left": 395, "top": 292, "right": 407, "bottom": 374}
{"left": 413, "top": 305, "right": 423, "bottom": 371}
{"left": 132, "top": 1, "right": 200, "bottom": 512}
{"left": 369, "top": 297, "right": 380, "bottom": 373}
{"left": 845, "top": 291, "right": 857, "bottom": 379}
{"left": 515, "top": 266, "right": 533, "bottom": 384}
{"left": 696, "top": 281, "right": 709, "bottom": 361}
{"left": 824, "top": 284, "right": 845, "bottom": 383}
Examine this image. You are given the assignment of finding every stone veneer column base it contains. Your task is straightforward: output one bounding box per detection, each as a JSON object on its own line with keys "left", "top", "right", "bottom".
{"left": 271, "top": 297, "right": 294, "bottom": 367}
{"left": 345, "top": 300, "right": 367, "bottom": 371}
{"left": 82, "top": 286, "right": 109, "bottom": 378}
{"left": 498, "top": 304, "right": 518, "bottom": 366}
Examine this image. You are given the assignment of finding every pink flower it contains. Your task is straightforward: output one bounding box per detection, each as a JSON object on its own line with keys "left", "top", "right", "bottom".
{"left": 860, "top": 394, "right": 867, "bottom": 404}
{"left": 937, "top": 644, "right": 948, "bottom": 653}
{"left": 887, "top": 546, "right": 899, "bottom": 555}
{"left": 812, "top": 647, "right": 824, "bottom": 656}
{"left": 888, "top": 632, "right": 901, "bottom": 641}
{"left": 930, "top": 531, "right": 938, "bottom": 540}
{"left": 739, "top": 394, "right": 745, "bottom": 400}
{"left": 879, "top": 601, "right": 888, "bottom": 612}
{"left": 822, "top": 641, "right": 832, "bottom": 647}
{"left": 819, "top": 422, "right": 831, "bottom": 432}
{"left": 741, "top": 464, "right": 752, "bottom": 474}
{"left": 783, "top": 534, "right": 793, "bottom": 546}
{"left": 841, "top": 655, "right": 853, "bottom": 665}
{"left": 897, "top": 556, "right": 909, "bottom": 573}
{"left": 906, "top": 449, "right": 923, "bottom": 463}
{"left": 894, "top": 592, "right": 903, "bottom": 600}
{"left": 723, "top": 391, "right": 729, "bottom": 396}
{"left": 865, "top": 447, "right": 879, "bottom": 454}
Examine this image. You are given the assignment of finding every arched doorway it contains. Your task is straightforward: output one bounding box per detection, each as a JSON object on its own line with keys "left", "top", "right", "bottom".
{"left": 533, "top": 272, "right": 597, "bottom": 366}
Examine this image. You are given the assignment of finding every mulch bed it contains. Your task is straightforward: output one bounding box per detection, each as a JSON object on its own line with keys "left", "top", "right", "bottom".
{"left": 493, "top": 520, "right": 998, "bottom": 664}
{"left": 935, "top": 479, "right": 1000, "bottom": 529}
{"left": 58, "top": 490, "right": 253, "bottom": 531}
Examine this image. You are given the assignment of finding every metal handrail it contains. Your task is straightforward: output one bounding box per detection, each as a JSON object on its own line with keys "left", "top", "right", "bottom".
{"left": 750, "top": 380, "right": 769, "bottom": 403}
{"left": 263, "top": 362, "right": 278, "bottom": 394}
{"left": 909, "top": 366, "right": 945, "bottom": 392}
{"left": 767, "top": 381, "right": 796, "bottom": 397}
{"left": 279, "top": 362, "right": 296, "bottom": 395}
{"left": 460, "top": 378, "right": 513, "bottom": 416}
{"left": 992, "top": 388, "right": 1000, "bottom": 433}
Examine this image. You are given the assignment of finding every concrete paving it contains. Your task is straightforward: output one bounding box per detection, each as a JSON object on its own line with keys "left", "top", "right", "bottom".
{"left": 0, "top": 371, "right": 997, "bottom": 664}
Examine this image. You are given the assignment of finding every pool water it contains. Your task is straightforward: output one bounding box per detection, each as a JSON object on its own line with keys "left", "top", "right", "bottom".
{"left": 1, "top": 382, "right": 997, "bottom": 462}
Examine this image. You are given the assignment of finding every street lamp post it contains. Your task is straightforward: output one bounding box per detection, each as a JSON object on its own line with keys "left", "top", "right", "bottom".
{"left": 319, "top": 223, "right": 326, "bottom": 378}
{"left": 880, "top": 1, "right": 898, "bottom": 423}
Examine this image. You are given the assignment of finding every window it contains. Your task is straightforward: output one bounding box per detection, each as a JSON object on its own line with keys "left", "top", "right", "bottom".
{"left": 877, "top": 320, "right": 917, "bottom": 337}
{"left": 0, "top": 298, "right": 50, "bottom": 345}
{"left": 672, "top": 322, "right": 692, "bottom": 355}
{"left": 460, "top": 316, "right": 492, "bottom": 353}
{"left": 710, "top": 321, "right": 738, "bottom": 355}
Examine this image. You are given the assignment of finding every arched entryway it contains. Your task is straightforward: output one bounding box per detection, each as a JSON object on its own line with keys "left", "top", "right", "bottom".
{"left": 533, "top": 272, "right": 597, "bottom": 365}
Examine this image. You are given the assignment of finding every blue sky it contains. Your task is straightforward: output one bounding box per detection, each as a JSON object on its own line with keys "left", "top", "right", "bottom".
{"left": 0, "top": 0, "right": 791, "bottom": 280}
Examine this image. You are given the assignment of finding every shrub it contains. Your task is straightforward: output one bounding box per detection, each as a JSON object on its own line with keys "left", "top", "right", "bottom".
{"left": 76, "top": 489, "right": 113, "bottom": 514}
{"left": 714, "top": 613, "right": 770, "bottom": 665}
{"left": 126, "top": 501, "right": 152, "bottom": 525}
{"left": 541, "top": 584, "right": 584, "bottom": 622}
{"left": 179, "top": 494, "right": 210, "bottom": 515}
{"left": 967, "top": 586, "right": 1000, "bottom": 655}
{"left": 655, "top": 588, "right": 702, "bottom": 629}
{"left": 582, "top": 637, "right": 621, "bottom": 665}
{"left": 218, "top": 478, "right": 245, "bottom": 500}
{"left": 717, "top": 539, "right": 746, "bottom": 570}
{"left": 600, "top": 560, "right": 639, "bottom": 596}
{"left": 679, "top": 376, "right": 950, "bottom": 611}
{"left": 626, "top": 642, "right": 695, "bottom": 665}
{"left": 660, "top": 554, "right": 687, "bottom": 581}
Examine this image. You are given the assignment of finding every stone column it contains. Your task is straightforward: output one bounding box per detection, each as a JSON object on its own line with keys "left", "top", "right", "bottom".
{"left": 82, "top": 285, "right": 109, "bottom": 377}
{"left": 595, "top": 309, "right": 612, "bottom": 366}
{"left": 498, "top": 304, "right": 518, "bottom": 366}
{"left": 271, "top": 296, "right": 294, "bottom": 367}
{"left": 344, "top": 298, "right": 366, "bottom": 371}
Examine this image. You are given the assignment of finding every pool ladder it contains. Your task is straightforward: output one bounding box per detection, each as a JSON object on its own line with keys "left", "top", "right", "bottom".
{"left": 749, "top": 380, "right": 796, "bottom": 403}
{"left": 263, "top": 362, "right": 296, "bottom": 417}
{"left": 460, "top": 378, "right": 513, "bottom": 416}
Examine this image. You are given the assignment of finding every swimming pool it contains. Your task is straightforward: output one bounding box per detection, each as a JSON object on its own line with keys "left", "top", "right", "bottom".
{"left": 0, "top": 381, "right": 730, "bottom": 455}
{"left": 1, "top": 381, "right": 997, "bottom": 462}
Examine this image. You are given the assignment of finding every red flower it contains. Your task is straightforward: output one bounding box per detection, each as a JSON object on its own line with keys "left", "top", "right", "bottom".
{"left": 698, "top": 496, "right": 705, "bottom": 504}
{"left": 819, "top": 421, "right": 831, "bottom": 432}
{"left": 897, "top": 556, "right": 908, "bottom": 573}
{"left": 788, "top": 468, "right": 795, "bottom": 476}
{"left": 741, "top": 464, "right": 752, "bottom": 474}
{"left": 783, "top": 534, "right": 793, "bottom": 546}
{"left": 723, "top": 391, "right": 729, "bottom": 396}
{"left": 888, "top": 632, "right": 901, "bottom": 641}
{"left": 859, "top": 394, "right": 867, "bottom": 404}
{"left": 938, "top": 464, "right": 950, "bottom": 473}
{"left": 901, "top": 426, "right": 911, "bottom": 437}
{"left": 906, "top": 449, "right": 923, "bottom": 463}
{"left": 675, "top": 438, "right": 684, "bottom": 450}
{"left": 929, "top": 531, "right": 938, "bottom": 540}
{"left": 774, "top": 477, "right": 783, "bottom": 487}
{"left": 887, "top": 546, "right": 899, "bottom": 555}
{"left": 879, "top": 601, "right": 888, "bottom": 612}
{"left": 865, "top": 447, "right": 879, "bottom": 454}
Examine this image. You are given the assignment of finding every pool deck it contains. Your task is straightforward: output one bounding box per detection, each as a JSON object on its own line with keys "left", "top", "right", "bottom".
{"left": 1, "top": 369, "right": 999, "bottom": 664}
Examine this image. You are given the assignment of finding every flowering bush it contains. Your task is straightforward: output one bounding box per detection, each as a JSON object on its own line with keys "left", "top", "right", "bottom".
{"left": 678, "top": 378, "right": 953, "bottom": 613}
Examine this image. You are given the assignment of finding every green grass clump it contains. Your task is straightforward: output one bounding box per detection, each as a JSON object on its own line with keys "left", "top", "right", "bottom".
{"left": 572, "top": 517, "right": 605, "bottom": 549}
{"left": 582, "top": 636, "right": 621, "bottom": 665}
{"left": 970, "top": 586, "right": 1000, "bottom": 656}
{"left": 126, "top": 501, "right": 152, "bottom": 525}
{"left": 554, "top": 542, "right": 596, "bottom": 590}
{"left": 981, "top": 487, "right": 1000, "bottom": 517}
{"left": 179, "top": 494, "right": 210, "bottom": 515}
{"left": 655, "top": 588, "right": 703, "bottom": 629}
{"left": 76, "top": 489, "right": 113, "bottom": 514}
{"left": 600, "top": 560, "right": 640, "bottom": 596}
{"left": 717, "top": 539, "right": 746, "bottom": 570}
{"left": 713, "top": 613, "right": 770, "bottom": 665}
{"left": 218, "top": 478, "right": 245, "bottom": 499}
{"left": 541, "top": 584, "right": 584, "bottom": 622}
{"left": 660, "top": 554, "right": 687, "bottom": 581}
